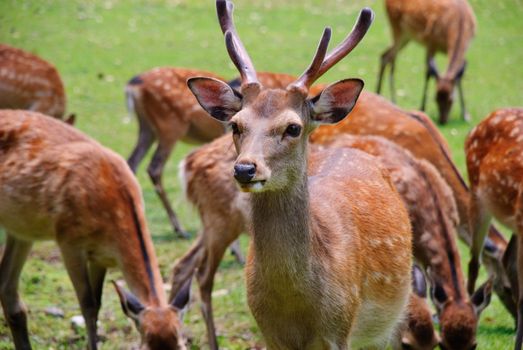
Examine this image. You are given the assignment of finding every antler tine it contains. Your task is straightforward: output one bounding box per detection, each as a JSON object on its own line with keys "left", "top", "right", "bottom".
{"left": 216, "top": 0, "right": 258, "bottom": 85}
{"left": 316, "top": 8, "right": 374, "bottom": 78}
{"left": 290, "top": 27, "right": 332, "bottom": 93}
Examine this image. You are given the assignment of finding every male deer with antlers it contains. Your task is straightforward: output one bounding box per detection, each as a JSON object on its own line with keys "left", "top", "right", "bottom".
{"left": 466, "top": 108, "right": 523, "bottom": 350}
{"left": 186, "top": 1, "right": 412, "bottom": 348}
{"left": 0, "top": 110, "right": 189, "bottom": 350}
{"left": 0, "top": 44, "right": 72, "bottom": 122}
{"left": 376, "top": 0, "right": 476, "bottom": 124}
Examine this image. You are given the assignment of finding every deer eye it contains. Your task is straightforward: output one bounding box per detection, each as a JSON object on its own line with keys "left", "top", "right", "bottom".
{"left": 284, "top": 123, "right": 302, "bottom": 138}
{"left": 229, "top": 122, "right": 240, "bottom": 135}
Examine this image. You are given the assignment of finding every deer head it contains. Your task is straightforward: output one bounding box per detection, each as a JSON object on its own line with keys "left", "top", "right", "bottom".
{"left": 430, "top": 278, "right": 492, "bottom": 350}
{"left": 188, "top": 0, "right": 373, "bottom": 193}
{"left": 113, "top": 280, "right": 191, "bottom": 350}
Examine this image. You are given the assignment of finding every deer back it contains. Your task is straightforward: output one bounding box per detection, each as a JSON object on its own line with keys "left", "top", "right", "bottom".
{"left": 0, "top": 44, "right": 66, "bottom": 119}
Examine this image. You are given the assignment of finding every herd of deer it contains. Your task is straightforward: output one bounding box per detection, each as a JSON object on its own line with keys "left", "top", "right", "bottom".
{"left": 0, "top": 0, "right": 520, "bottom": 349}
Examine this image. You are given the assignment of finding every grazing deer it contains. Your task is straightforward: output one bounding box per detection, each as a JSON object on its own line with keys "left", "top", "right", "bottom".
{"left": 376, "top": 0, "right": 476, "bottom": 124}
{"left": 186, "top": 1, "right": 413, "bottom": 348}
{"left": 126, "top": 67, "right": 296, "bottom": 238}
{"left": 0, "top": 110, "right": 189, "bottom": 350}
{"left": 310, "top": 90, "right": 516, "bottom": 318}
{"left": 465, "top": 108, "right": 523, "bottom": 350}
{"left": 393, "top": 265, "right": 439, "bottom": 350}
{"left": 321, "top": 134, "right": 492, "bottom": 350}
{"left": 0, "top": 44, "right": 69, "bottom": 120}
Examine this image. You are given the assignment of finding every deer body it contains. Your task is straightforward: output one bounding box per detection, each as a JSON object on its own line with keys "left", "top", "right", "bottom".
{"left": 0, "top": 110, "right": 187, "bottom": 350}
{"left": 0, "top": 44, "right": 66, "bottom": 119}
{"left": 376, "top": 0, "right": 476, "bottom": 124}
{"left": 245, "top": 144, "right": 411, "bottom": 349}
{"left": 465, "top": 108, "right": 523, "bottom": 350}
{"left": 321, "top": 134, "right": 491, "bottom": 349}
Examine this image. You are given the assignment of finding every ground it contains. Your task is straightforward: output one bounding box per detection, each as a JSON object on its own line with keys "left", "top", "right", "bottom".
{"left": 0, "top": 0, "right": 522, "bottom": 348}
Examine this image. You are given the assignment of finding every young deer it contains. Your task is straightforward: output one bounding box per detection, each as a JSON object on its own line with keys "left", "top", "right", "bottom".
{"left": 311, "top": 90, "right": 516, "bottom": 318}
{"left": 126, "top": 67, "right": 297, "bottom": 238}
{"left": 0, "top": 110, "right": 189, "bottom": 350}
{"left": 376, "top": 0, "right": 476, "bottom": 124}
{"left": 186, "top": 1, "right": 413, "bottom": 348}
{"left": 321, "top": 134, "right": 491, "bottom": 350}
{"left": 0, "top": 44, "right": 69, "bottom": 120}
{"left": 465, "top": 108, "right": 523, "bottom": 350}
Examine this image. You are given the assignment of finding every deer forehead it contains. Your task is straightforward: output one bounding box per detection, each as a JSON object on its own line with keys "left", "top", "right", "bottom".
{"left": 246, "top": 89, "right": 304, "bottom": 118}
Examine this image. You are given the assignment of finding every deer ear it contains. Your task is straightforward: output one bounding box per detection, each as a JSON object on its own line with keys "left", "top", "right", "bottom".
{"left": 112, "top": 281, "right": 144, "bottom": 322}
{"left": 309, "top": 78, "right": 363, "bottom": 124}
{"left": 188, "top": 77, "right": 242, "bottom": 121}
{"left": 412, "top": 265, "right": 427, "bottom": 298}
{"left": 471, "top": 279, "right": 493, "bottom": 316}
{"left": 430, "top": 280, "right": 449, "bottom": 310}
{"left": 171, "top": 275, "right": 192, "bottom": 313}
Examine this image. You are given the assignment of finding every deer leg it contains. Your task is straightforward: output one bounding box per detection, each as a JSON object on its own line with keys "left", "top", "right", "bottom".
{"left": 468, "top": 192, "right": 492, "bottom": 295}
{"left": 169, "top": 236, "right": 206, "bottom": 301}
{"left": 421, "top": 55, "right": 437, "bottom": 111}
{"left": 376, "top": 46, "right": 395, "bottom": 96}
{"left": 0, "top": 235, "right": 33, "bottom": 350}
{"left": 197, "top": 228, "right": 241, "bottom": 350}
{"left": 88, "top": 263, "right": 107, "bottom": 320}
{"left": 59, "top": 246, "right": 99, "bottom": 350}
{"left": 229, "top": 239, "right": 245, "bottom": 265}
{"left": 516, "top": 233, "right": 523, "bottom": 350}
{"left": 127, "top": 117, "right": 156, "bottom": 173}
{"left": 147, "top": 140, "right": 189, "bottom": 238}
{"left": 456, "top": 61, "right": 470, "bottom": 122}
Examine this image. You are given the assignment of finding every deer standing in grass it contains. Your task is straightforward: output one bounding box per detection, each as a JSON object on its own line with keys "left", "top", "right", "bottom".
{"left": 376, "top": 0, "right": 476, "bottom": 124}
{"left": 0, "top": 110, "right": 189, "bottom": 350}
{"left": 186, "top": 1, "right": 412, "bottom": 348}
{"left": 465, "top": 108, "right": 523, "bottom": 350}
{"left": 0, "top": 44, "right": 70, "bottom": 121}
{"left": 126, "top": 67, "right": 297, "bottom": 238}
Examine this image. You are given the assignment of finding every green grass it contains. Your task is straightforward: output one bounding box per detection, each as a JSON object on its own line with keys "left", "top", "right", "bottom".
{"left": 0, "top": 0, "right": 522, "bottom": 348}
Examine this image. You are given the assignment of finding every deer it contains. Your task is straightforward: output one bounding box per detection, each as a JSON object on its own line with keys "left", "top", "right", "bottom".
{"left": 465, "top": 108, "right": 523, "bottom": 350}
{"left": 392, "top": 265, "right": 439, "bottom": 350}
{"left": 185, "top": 0, "right": 414, "bottom": 348}
{"left": 125, "top": 67, "right": 297, "bottom": 238}
{"left": 0, "top": 110, "right": 190, "bottom": 350}
{"left": 0, "top": 44, "right": 72, "bottom": 122}
{"left": 376, "top": 0, "right": 476, "bottom": 124}
{"left": 320, "top": 134, "right": 492, "bottom": 350}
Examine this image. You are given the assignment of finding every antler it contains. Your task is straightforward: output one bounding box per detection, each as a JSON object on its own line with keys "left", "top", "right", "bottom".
{"left": 291, "top": 27, "right": 332, "bottom": 93}
{"left": 216, "top": 0, "right": 258, "bottom": 86}
{"left": 290, "top": 7, "right": 374, "bottom": 92}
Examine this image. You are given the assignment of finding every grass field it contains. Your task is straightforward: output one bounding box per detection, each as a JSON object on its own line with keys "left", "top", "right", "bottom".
{"left": 0, "top": 0, "right": 522, "bottom": 348}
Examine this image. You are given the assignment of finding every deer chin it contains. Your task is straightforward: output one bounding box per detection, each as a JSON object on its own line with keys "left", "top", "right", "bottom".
{"left": 237, "top": 180, "right": 266, "bottom": 193}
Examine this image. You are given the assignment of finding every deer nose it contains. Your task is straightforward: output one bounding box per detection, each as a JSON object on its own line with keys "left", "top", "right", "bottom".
{"left": 234, "top": 163, "right": 256, "bottom": 183}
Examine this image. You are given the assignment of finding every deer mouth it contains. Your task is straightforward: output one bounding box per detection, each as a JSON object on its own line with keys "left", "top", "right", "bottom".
{"left": 238, "top": 180, "right": 266, "bottom": 192}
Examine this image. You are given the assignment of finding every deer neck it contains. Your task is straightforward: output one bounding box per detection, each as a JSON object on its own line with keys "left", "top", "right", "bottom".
{"left": 249, "top": 166, "right": 313, "bottom": 280}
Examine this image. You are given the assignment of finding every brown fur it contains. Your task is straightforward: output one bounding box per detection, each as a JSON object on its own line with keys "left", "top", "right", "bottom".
{"left": 466, "top": 108, "right": 523, "bottom": 350}
{"left": 0, "top": 110, "right": 185, "bottom": 350}
{"left": 320, "top": 135, "right": 489, "bottom": 349}
{"left": 0, "top": 44, "right": 66, "bottom": 119}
